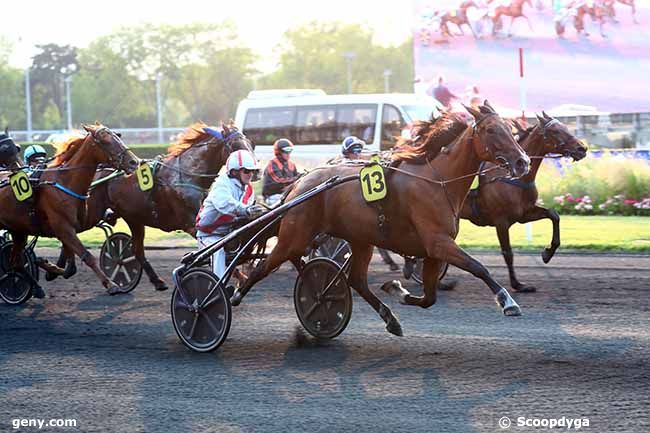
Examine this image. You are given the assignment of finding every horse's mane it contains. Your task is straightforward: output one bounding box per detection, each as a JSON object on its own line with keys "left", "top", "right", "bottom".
{"left": 167, "top": 122, "right": 214, "bottom": 158}
{"left": 391, "top": 112, "right": 467, "bottom": 164}
{"left": 51, "top": 134, "right": 88, "bottom": 167}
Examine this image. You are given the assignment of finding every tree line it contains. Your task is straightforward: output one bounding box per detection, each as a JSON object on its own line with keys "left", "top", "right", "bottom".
{"left": 0, "top": 21, "right": 413, "bottom": 131}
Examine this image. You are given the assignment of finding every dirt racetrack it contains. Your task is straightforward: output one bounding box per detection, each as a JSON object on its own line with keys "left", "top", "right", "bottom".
{"left": 1, "top": 248, "right": 649, "bottom": 433}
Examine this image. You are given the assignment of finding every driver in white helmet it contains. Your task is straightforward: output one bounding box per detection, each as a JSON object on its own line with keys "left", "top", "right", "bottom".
{"left": 195, "top": 149, "right": 264, "bottom": 279}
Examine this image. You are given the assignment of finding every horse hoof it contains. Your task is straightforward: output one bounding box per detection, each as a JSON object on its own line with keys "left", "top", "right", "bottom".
{"left": 44, "top": 272, "right": 58, "bottom": 282}
{"left": 230, "top": 291, "right": 242, "bottom": 306}
{"left": 154, "top": 282, "right": 169, "bottom": 292}
{"left": 31, "top": 284, "right": 46, "bottom": 299}
{"left": 386, "top": 317, "right": 403, "bottom": 337}
{"left": 503, "top": 304, "right": 522, "bottom": 316}
{"left": 107, "top": 287, "right": 122, "bottom": 296}
{"left": 63, "top": 266, "right": 77, "bottom": 279}
{"left": 380, "top": 280, "right": 409, "bottom": 304}
{"left": 438, "top": 280, "right": 457, "bottom": 291}
{"left": 514, "top": 285, "right": 537, "bottom": 293}
{"left": 542, "top": 249, "right": 555, "bottom": 264}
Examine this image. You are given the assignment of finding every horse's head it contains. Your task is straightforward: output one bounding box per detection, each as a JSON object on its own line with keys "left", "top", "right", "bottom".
{"left": 0, "top": 128, "right": 20, "bottom": 167}
{"left": 81, "top": 124, "right": 140, "bottom": 174}
{"left": 465, "top": 100, "right": 530, "bottom": 178}
{"left": 203, "top": 121, "right": 255, "bottom": 165}
{"left": 536, "top": 112, "right": 587, "bottom": 161}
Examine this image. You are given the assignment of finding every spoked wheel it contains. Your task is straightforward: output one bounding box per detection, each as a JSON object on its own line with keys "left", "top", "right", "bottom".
{"left": 412, "top": 260, "right": 449, "bottom": 285}
{"left": 294, "top": 257, "right": 352, "bottom": 339}
{"left": 0, "top": 272, "right": 33, "bottom": 305}
{"left": 0, "top": 241, "right": 39, "bottom": 305}
{"left": 171, "top": 269, "right": 232, "bottom": 352}
{"left": 99, "top": 232, "right": 142, "bottom": 293}
{"left": 309, "top": 236, "right": 351, "bottom": 267}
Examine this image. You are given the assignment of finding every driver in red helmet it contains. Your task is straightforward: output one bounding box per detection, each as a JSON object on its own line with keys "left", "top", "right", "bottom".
{"left": 262, "top": 138, "right": 299, "bottom": 206}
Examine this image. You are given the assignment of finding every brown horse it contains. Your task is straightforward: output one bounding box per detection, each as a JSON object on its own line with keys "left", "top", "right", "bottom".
{"left": 51, "top": 122, "right": 254, "bottom": 291}
{"left": 0, "top": 129, "right": 21, "bottom": 169}
{"left": 449, "top": 112, "right": 587, "bottom": 293}
{"left": 491, "top": 0, "right": 534, "bottom": 36}
{"left": 573, "top": 0, "right": 609, "bottom": 37}
{"left": 0, "top": 124, "right": 139, "bottom": 296}
{"left": 232, "top": 101, "right": 530, "bottom": 335}
{"left": 440, "top": 1, "right": 479, "bottom": 38}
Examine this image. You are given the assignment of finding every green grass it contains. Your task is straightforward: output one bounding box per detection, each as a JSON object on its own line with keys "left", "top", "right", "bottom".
{"left": 33, "top": 215, "right": 650, "bottom": 253}
{"left": 457, "top": 215, "right": 650, "bottom": 252}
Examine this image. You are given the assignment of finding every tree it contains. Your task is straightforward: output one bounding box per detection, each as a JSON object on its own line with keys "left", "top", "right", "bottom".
{"left": 30, "top": 44, "right": 78, "bottom": 129}
{"left": 0, "top": 36, "right": 26, "bottom": 129}
{"left": 261, "top": 21, "right": 413, "bottom": 94}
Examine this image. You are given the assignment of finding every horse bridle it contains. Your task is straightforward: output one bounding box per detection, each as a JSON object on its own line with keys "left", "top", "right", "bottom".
{"left": 539, "top": 118, "right": 583, "bottom": 158}
{"left": 90, "top": 126, "right": 133, "bottom": 168}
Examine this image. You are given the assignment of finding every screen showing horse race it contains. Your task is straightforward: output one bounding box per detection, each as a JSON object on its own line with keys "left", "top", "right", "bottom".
{"left": 412, "top": 0, "right": 650, "bottom": 113}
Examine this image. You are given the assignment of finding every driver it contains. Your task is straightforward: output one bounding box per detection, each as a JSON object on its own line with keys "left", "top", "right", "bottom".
{"left": 23, "top": 144, "right": 48, "bottom": 168}
{"left": 195, "top": 149, "right": 264, "bottom": 278}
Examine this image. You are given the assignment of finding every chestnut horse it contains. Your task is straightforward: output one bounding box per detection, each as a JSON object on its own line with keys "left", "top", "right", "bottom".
{"left": 51, "top": 122, "right": 254, "bottom": 291}
{"left": 233, "top": 102, "right": 530, "bottom": 335}
{"left": 0, "top": 124, "right": 139, "bottom": 296}
{"left": 491, "top": 0, "right": 534, "bottom": 36}
{"left": 439, "top": 1, "right": 478, "bottom": 38}
{"left": 447, "top": 113, "right": 587, "bottom": 292}
{"left": 0, "top": 129, "right": 21, "bottom": 169}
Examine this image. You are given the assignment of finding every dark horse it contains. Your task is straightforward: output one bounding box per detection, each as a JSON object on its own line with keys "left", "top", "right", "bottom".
{"left": 50, "top": 122, "right": 254, "bottom": 291}
{"left": 449, "top": 112, "right": 587, "bottom": 293}
{"left": 232, "top": 102, "right": 530, "bottom": 335}
{"left": 0, "top": 124, "right": 139, "bottom": 295}
{"left": 491, "top": 0, "right": 534, "bottom": 37}
{"left": 439, "top": 1, "right": 479, "bottom": 38}
{"left": 0, "top": 129, "right": 21, "bottom": 169}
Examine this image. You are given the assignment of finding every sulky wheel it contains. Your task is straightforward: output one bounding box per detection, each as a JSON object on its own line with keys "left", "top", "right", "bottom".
{"left": 412, "top": 260, "right": 448, "bottom": 285}
{"left": 309, "top": 236, "right": 351, "bottom": 267}
{"left": 0, "top": 272, "right": 33, "bottom": 305}
{"left": 0, "top": 241, "right": 39, "bottom": 305}
{"left": 171, "top": 268, "right": 232, "bottom": 352}
{"left": 99, "top": 232, "right": 142, "bottom": 293}
{"left": 294, "top": 257, "right": 352, "bottom": 339}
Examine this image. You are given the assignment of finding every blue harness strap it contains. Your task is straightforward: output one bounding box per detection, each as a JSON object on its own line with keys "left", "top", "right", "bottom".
{"left": 53, "top": 182, "right": 89, "bottom": 200}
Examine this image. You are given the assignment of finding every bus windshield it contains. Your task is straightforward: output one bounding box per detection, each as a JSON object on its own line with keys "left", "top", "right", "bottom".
{"left": 403, "top": 105, "right": 438, "bottom": 122}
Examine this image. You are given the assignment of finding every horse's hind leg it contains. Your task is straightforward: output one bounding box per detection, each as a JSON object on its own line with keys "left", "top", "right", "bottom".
{"left": 377, "top": 248, "right": 399, "bottom": 271}
{"left": 349, "top": 243, "right": 402, "bottom": 336}
{"left": 381, "top": 257, "right": 444, "bottom": 309}
{"left": 495, "top": 222, "right": 535, "bottom": 293}
{"left": 231, "top": 223, "right": 316, "bottom": 306}
{"left": 63, "top": 245, "right": 77, "bottom": 279}
{"left": 129, "top": 222, "right": 167, "bottom": 291}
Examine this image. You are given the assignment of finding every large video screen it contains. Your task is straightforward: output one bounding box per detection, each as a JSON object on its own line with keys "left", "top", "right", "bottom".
{"left": 412, "top": 0, "right": 650, "bottom": 114}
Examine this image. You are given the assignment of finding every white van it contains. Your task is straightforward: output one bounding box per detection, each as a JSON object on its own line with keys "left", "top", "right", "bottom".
{"left": 234, "top": 90, "right": 441, "bottom": 166}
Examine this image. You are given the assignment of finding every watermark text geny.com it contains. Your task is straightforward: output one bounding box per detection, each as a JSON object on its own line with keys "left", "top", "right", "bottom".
{"left": 12, "top": 418, "right": 77, "bottom": 430}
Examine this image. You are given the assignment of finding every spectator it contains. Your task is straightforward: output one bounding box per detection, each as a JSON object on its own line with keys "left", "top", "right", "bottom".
{"left": 427, "top": 75, "right": 459, "bottom": 110}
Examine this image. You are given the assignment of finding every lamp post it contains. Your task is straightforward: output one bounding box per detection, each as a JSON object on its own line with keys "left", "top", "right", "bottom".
{"left": 343, "top": 52, "right": 356, "bottom": 94}
{"left": 64, "top": 75, "right": 73, "bottom": 130}
{"left": 155, "top": 72, "right": 163, "bottom": 144}
{"left": 383, "top": 69, "right": 392, "bottom": 93}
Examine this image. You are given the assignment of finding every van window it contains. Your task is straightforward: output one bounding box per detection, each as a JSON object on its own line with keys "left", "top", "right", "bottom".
{"left": 337, "top": 104, "right": 376, "bottom": 143}
{"left": 381, "top": 104, "right": 405, "bottom": 149}
{"left": 243, "top": 107, "right": 296, "bottom": 145}
{"left": 296, "top": 105, "right": 337, "bottom": 145}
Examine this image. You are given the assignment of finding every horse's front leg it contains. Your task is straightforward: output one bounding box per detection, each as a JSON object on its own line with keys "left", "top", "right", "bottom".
{"left": 518, "top": 206, "right": 560, "bottom": 264}
{"left": 128, "top": 222, "right": 167, "bottom": 291}
{"left": 495, "top": 221, "right": 536, "bottom": 293}
{"left": 51, "top": 224, "right": 118, "bottom": 294}
{"left": 432, "top": 235, "right": 521, "bottom": 316}
{"left": 381, "top": 257, "right": 445, "bottom": 308}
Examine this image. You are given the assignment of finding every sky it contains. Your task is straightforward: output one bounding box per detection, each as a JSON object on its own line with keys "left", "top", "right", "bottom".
{"left": 4, "top": 0, "right": 413, "bottom": 71}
